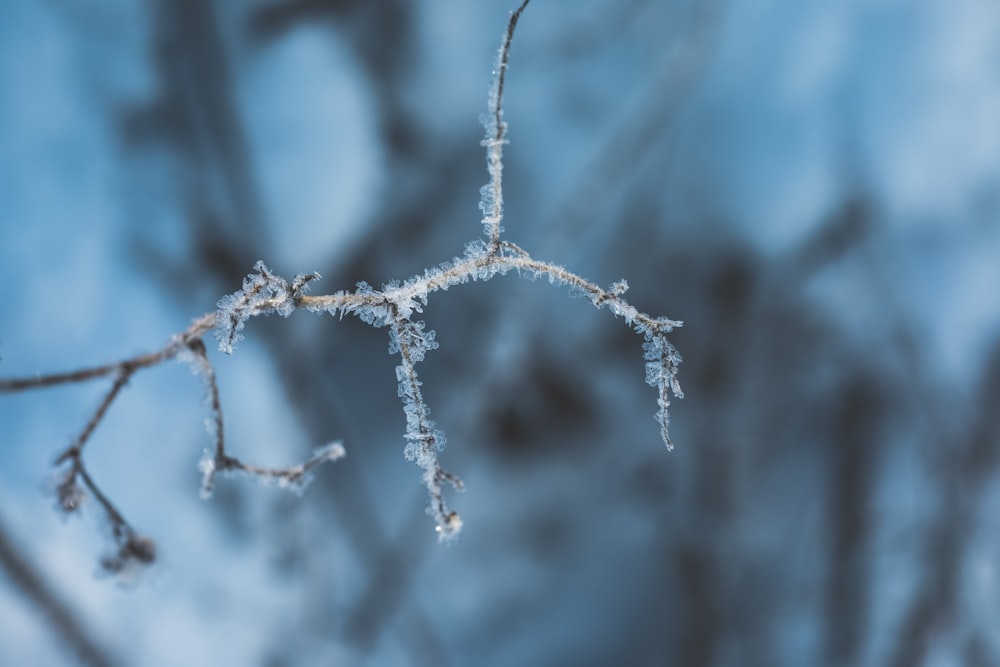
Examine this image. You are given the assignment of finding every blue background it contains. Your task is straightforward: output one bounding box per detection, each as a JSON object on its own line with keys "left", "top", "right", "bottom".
{"left": 2, "top": 1, "right": 1000, "bottom": 665}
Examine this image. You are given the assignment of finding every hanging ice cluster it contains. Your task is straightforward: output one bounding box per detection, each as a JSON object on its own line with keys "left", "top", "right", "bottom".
{"left": 642, "top": 330, "right": 684, "bottom": 451}
{"left": 388, "top": 318, "right": 463, "bottom": 539}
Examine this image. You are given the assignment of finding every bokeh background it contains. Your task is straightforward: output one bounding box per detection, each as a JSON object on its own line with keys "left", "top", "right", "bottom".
{"left": 2, "top": 0, "right": 1000, "bottom": 665}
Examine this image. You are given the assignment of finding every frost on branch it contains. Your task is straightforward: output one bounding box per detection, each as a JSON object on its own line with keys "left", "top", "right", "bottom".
{"left": 0, "top": 0, "right": 684, "bottom": 558}
{"left": 198, "top": 441, "right": 346, "bottom": 499}
{"left": 643, "top": 330, "right": 684, "bottom": 451}
{"left": 215, "top": 261, "right": 320, "bottom": 354}
{"left": 184, "top": 337, "right": 345, "bottom": 499}
{"left": 480, "top": 0, "right": 530, "bottom": 249}
{"left": 390, "top": 319, "right": 463, "bottom": 540}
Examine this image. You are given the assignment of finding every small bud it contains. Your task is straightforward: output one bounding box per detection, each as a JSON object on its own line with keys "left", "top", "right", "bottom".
{"left": 56, "top": 474, "right": 85, "bottom": 513}
{"left": 436, "top": 511, "right": 463, "bottom": 540}
{"left": 101, "top": 533, "right": 157, "bottom": 579}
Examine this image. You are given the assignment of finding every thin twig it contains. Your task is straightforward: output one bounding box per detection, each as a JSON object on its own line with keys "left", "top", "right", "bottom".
{"left": 493, "top": 0, "right": 531, "bottom": 145}
{"left": 482, "top": 0, "right": 532, "bottom": 252}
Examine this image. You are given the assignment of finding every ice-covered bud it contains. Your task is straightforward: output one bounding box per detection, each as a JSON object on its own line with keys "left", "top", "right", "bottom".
{"left": 198, "top": 453, "right": 217, "bottom": 500}
{"left": 101, "top": 532, "right": 157, "bottom": 579}
{"left": 436, "top": 511, "right": 463, "bottom": 541}
{"left": 56, "top": 474, "right": 86, "bottom": 513}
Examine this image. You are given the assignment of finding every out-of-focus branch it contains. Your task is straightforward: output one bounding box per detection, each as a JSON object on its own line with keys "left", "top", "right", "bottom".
{"left": 0, "top": 512, "right": 121, "bottom": 667}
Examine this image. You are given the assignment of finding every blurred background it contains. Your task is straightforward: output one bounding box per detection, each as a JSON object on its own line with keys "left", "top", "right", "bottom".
{"left": 2, "top": 0, "right": 1000, "bottom": 665}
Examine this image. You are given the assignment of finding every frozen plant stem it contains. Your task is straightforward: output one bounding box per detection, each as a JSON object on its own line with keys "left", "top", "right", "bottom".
{"left": 0, "top": 0, "right": 681, "bottom": 563}
{"left": 482, "top": 0, "right": 531, "bottom": 253}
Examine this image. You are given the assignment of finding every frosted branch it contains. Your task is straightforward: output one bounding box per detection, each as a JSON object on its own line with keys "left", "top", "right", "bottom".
{"left": 185, "top": 338, "right": 345, "bottom": 498}
{"left": 481, "top": 0, "right": 532, "bottom": 252}
{"left": 215, "top": 260, "right": 319, "bottom": 354}
{"left": 390, "top": 319, "right": 464, "bottom": 540}
{"left": 0, "top": 0, "right": 682, "bottom": 556}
